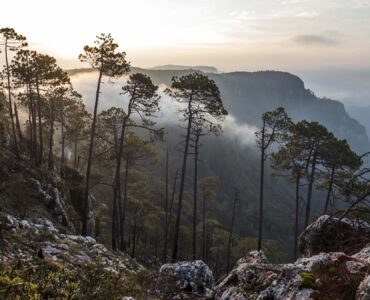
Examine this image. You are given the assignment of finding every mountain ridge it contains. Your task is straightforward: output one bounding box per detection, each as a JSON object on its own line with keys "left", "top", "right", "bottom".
{"left": 67, "top": 67, "right": 370, "bottom": 154}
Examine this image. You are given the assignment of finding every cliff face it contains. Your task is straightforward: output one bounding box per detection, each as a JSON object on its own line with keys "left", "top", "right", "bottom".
{"left": 210, "top": 71, "right": 369, "bottom": 154}
{"left": 130, "top": 68, "right": 370, "bottom": 154}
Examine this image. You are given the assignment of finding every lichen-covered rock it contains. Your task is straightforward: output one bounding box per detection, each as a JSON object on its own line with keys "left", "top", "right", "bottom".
{"left": 159, "top": 260, "right": 214, "bottom": 298}
{"left": 216, "top": 249, "right": 369, "bottom": 300}
{"left": 0, "top": 213, "right": 142, "bottom": 274}
{"left": 299, "top": 215, "right": 370, "bottom": 257}
{"left": 216, "top": 251, "right": 281, "bottom": 299}
{"left": 357, "top": 275, "right": 370, "bottom": 300}
{"left": 220, "top": 286, "right": 247, "bottom": 300}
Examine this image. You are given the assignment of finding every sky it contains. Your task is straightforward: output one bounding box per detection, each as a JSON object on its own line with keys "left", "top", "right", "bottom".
{"left": 1, "top": 0, "right": 370, "bottom": 106}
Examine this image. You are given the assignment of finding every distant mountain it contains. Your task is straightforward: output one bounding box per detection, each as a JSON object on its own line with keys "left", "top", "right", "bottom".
{"left": 347, "top": 105, "right": 370, "bottom": 138}
{"left": 150, "top": 64, "right": 218, "bottom": 73}
{"left": 131, "top": 68, "right": 370, "bottom": 154}
{"left": 67, "top": 68, "right": 370, "bottom": 154}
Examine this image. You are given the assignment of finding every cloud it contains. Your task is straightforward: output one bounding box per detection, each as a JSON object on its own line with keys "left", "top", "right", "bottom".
{"left": 70, "top": 71, "right": 258, "bottom": 147}
{"left": 281, "top": 0, "right": 308, "bottom": 4}
{"left": 229, "top": 9, "right": 318, "bottom": 21}
{"left": 292, "top": 34, "right": 338, "bottom": 46}
{"left": 223, "top": 116, "right": 258, "bottom": 146}
{"left": 295, "top": 11, "right": 319, "bottom": 18}
{"left": 229, "top": 10, "right": 260, "bottom": 21}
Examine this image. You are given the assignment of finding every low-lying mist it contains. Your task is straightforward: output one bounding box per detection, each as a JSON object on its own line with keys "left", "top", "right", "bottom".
{"left": 70, "top": 71, "right": 259, "bottom": 147}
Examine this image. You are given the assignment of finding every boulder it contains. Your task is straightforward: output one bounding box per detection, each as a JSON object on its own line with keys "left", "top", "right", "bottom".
{"left": 215, "top": 250, "right": 368, "bottom": 300}
{"left": 299, "top": 215, "right": 370, "bottom": 257}
{"left": 159, "top": 260, "right": 214, "bottom": 298}
{"left": 216, "top": 251, "right": 281, "bottom": 299}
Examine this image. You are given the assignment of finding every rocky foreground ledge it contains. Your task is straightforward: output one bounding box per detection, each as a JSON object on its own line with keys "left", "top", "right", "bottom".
{"left": 2, "top": 213, "right": 370, "bottom": 299}
{"left": 0, "top": 214, "right": 142, "bottom": 273}
{"left": 0, "top": 213, "right": 144, "bottom": 298}
{"left": 158, "top": 215, "right": 370, "bottom": 300}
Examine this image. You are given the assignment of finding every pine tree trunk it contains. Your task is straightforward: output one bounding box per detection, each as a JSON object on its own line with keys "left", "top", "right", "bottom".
{"left": 112, "top": 185, "right": 118, "bottom": 250}
{"left": 215, "top": 246, "right": 220, "bottom": 280}
{"left": 258, "top": 120, "right": 266, "bottom": 251}
{"left": 74, "top": 135, "right": 78, "bottom": 169}
{"left": 48, "top": 98, "right": 55, "bottom": 170}
{"left": 4, "top": 41, "right": 19, "bottom": 157}
{"left": 324, "top": 165, "right": 335, "bottom": 214}
{"left": 14, "top": 102, "right": 23, "bottom": 142}
{"left": 202, "top": 194, "right": 206, "bottom": 261}
{"left": 114, "top": 103, "right": 132, "bottom": 250}
{"left": 305, "top": 153, "right": 317, "bottom": 228}
{"left": 131, "top": 215, "right": 137, "bottom": 258}
{"left": 172, "top": 102, "right": 193, "bottom": 261}
{"left": 119, "top": 158, "right": 130, "bottom": 251}
{"left": 28, "top": 82, "right": 38, "bottom": 166}
{"left": 227, "top": 189, "right": 238, "bottom": 272}
{"left": 82, "top": 69, "right": 103, "bottom": 236}
{"left": 60, "top": 98, "right": 66, "bottom": 178}
{"left": 205, "top": 230, "right": 211, "bottom": 263}
{"left": 154, "top": 225, "right": 159, "bottom": 266}
{"left": 192, "top": 131, "right": 200, "bottom": 260}
{"left": 36, "top": 78, "right": 43, "bottom": 165}
{"left": 163, "top": 149, "right": 169, "bottom": 262}
{"left": 60, "top": 122, "right": 65, "bottom": 177}
{"left": 294, "top": 174, "right": 300, "bottom": 260}
{"left": 166, "top": 169, "right": 179, "bottom": 256}
{"left": 27, "top": 87, "right": 34, "bottom": 165}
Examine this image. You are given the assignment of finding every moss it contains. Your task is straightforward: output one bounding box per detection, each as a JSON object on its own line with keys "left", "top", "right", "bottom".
{"left": 0, "top": 257, "right": 150, "bottom": 299}
{"left": 0, "top": 273, "right": 39, "bottom": 299}
{"left": 300, "top": 272, "right": 318, "bottom": 290}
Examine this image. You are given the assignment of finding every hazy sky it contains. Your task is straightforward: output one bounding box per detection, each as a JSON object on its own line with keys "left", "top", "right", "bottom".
{"left": 1, "top": 0, "right": 370, "bottom": 105}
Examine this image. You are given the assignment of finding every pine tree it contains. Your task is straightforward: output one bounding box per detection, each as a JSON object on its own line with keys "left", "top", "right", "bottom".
{"left": 0, "top": 28, "right": 27, "bottom": 156}
{"left": 165, "top": 73, "right": 227, "bottom": 260}
{"left": 79, "top": 33, "right": 130, "bottom": 236}
{"left": 255, "top": 107, "right": 291, "bottom": 251}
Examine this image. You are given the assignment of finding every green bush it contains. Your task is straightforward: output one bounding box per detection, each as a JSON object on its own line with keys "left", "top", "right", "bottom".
{"left": 0, "top": 258, "right": 152, "bottom": 299}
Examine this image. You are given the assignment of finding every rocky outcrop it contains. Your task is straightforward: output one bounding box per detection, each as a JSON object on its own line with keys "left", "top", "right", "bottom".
{"left": 357, "top": 275, "right": 370, "bottom": 300}
{"left": 158, "top": 260, "right": 214, "bottom": 299}
{"left": 0, "top": 213, "right": 142, "bottom": 273}
{"left": 215, "top": 251, "right": 280, "bottom": 299}
{"left": 31, "top": 179, "right": 75, "bottom": 231}
{"left": 299, "top": 215, "right": 370, "bottom": 256}
{"left": 214, "top": 216, "right": 370, "bottom": 300}
{"left": 215, "top": 250, "right": 369, "bottom": 299}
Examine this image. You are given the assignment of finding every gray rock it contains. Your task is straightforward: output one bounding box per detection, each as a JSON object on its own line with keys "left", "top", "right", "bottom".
{"left": 221, "top": 287, "right": 247, "bottom": 300}
{"left": 1, "top": 214, "right": 142, "bottom": 274}
{"left": 299, "top": 215, "right": 370, "bottom": 257}
{"left": 216, "top": 248, "right": 369, "bottom": 300}
{"left": 216, "top": 251, "right": 279, "bottom": 299}
{"left": 159, "top": 260, "right": 214, "bottom": 297}
{"left": 357, "top": 275, "right": 370, "bottom": 300}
